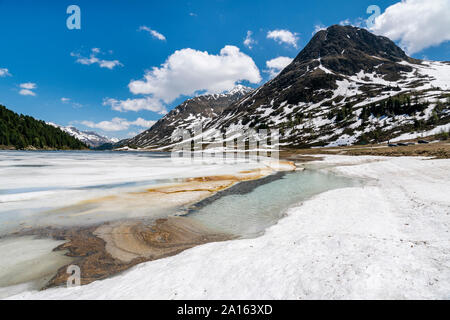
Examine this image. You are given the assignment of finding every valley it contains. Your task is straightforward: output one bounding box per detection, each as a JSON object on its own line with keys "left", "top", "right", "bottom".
{"left": 1, "top": 18, "right": 449, "bottom": 302}
{"left": 125, "top": 25, "right": 450, "bottom": 151}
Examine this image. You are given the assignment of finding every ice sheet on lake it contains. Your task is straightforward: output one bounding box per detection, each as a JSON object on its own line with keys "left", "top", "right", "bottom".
{"left": 0, "top": 151, "right": 267, "bottom": 235}
{"left": 11, "top": 156, "right": 449, "bottom": 300}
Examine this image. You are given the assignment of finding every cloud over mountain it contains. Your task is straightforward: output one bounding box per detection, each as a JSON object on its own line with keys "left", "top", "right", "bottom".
{"left": 265, "top": 56, "right": 293, "bottom": 78}
{"left": 128, "top": 45, "right": 261, "bottom": 103}
{"left": 371, "top": 0, "right": 450, "bottom": 54}
{"left": 103, "top": 97, "right": 167, "bottom": 114}
{"left": 81, "top": 117, "right": 156, "bottom": 132}
{"left": 267, "top": 29, "right": 299, "bottom": 48}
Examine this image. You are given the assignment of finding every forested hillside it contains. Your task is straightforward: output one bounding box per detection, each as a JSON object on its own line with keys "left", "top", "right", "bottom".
{"left": 0, "top": 105, "right": 87, "bottom": 150}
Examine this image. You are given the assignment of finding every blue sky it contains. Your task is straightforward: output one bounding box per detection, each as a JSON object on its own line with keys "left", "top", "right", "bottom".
{"left": 0, "top": 0, "right": 449, "bottom": 139}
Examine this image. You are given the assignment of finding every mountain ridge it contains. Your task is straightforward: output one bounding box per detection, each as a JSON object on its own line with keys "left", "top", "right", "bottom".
{"left": 127, "top": 85, "right": 254, "bottom": 148}
{"left": 126, "top": 25, "right": 450, "bottom": 150}
{"left": 47, "top": 123, "right": 119, "bottom": 148}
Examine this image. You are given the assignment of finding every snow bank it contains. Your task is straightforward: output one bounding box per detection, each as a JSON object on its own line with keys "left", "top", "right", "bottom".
{"left": 8, "top": 156, "right": 450, "bottom": 300}
{"left": 390, "top": 123, "right": 450, "bottom": 142}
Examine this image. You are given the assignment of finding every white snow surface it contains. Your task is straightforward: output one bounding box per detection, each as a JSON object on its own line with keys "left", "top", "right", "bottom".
{"left": 390, "top": 123, "right": 450, "bottom": 142}
{"left": 0, "top": 151, "right": 270, "bottom": 234}
{"left": 9, "top": 155, "right": 450, "bottom": 300}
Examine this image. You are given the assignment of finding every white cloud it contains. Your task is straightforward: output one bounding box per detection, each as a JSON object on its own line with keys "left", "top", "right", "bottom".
{"left": 20, "top": 83, "right": 36, "bottom": 90}
{"left": 132, "top": 118, "right": 156, "bottom": 128}
{"left": 243, "top": 31, "right": 256, "bottom": 49}
{"left": 81, "top": 117, "right": 156, "bottom": 132}
{"left": 19, "top": 89, "right": 35, "bottom": 96}
{"left": 264, "top": 56, "right": 293, "bottom": 78}
{"left": 61, "top": 97, "right": 82, "bottom": 108}
{"left": 338, "top": 17, "right": 365, "bottom": 28}
{"left": 71, "top": 48, "right": 123, "bottom": 69}
{"left": 139, "top": 26, "right": 166, "bottom": 41}
{"left": 0, "top": 68, "right": 11, "bottom": 77}
{"left": 189, "top": 13, "right": 197, "bottom": 17}
{"left": 370, "top": 0, "right": 450, "bottom": 54}
{"left": 127, "top": 131, "right": 139, "bottom": 137}
{"left": 339, "top": 19, "right": 352, "bottom": 26}
{"left": 128, "top": 45, "right": 261, "bottom": 103}
{"left": 103, "top": 97, "right": 167, "bottom": 114}
{"left": 267, "top": 29, "right": 299, "bottom": 48}
{"left": 19, "top": 83, "right": 37, "bottom": 96}
{"left": 312, "top": 24, "right": 327, "bottom": 35}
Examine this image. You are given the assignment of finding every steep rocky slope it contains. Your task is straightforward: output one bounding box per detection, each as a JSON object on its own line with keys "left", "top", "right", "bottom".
{"left": 126, "top": 85, "right": 253, "bottom": 148}
{"left": 129, "top": 25, "right": 450, "bottom": 149}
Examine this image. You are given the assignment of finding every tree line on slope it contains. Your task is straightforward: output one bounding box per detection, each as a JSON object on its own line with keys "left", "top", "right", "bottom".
{"left": 0, "top": 105, "right": 87, "bottom": 150}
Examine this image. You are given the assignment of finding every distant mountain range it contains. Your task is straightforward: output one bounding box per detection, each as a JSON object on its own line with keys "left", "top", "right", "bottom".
{"left": 4, "top": 25, "right": 448, "bottom": 152}
{"left": 126, "top": 85, "right": 253, "bottom": 148}
{"left": 125, "top": 25, "right": 450, "bottom": 150}
{"left": 47, "top": 123, "right": 119, "bottom": 147}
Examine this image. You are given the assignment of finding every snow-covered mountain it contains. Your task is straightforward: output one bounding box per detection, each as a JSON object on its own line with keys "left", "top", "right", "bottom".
{"left": 47, "top": 123, "right": 119, "bottom": 147}
{"left": 127, "top": 25, "right": 450, "bottom": 150}
{"left": 199, "top": 25, "right": 450, "bottom": 148}
{"left": 126, "top": 85, "right": 254, "bottom": 148}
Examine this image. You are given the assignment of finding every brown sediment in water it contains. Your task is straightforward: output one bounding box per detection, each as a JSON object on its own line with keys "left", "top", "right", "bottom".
{"left": 20, "top": 216, "right": 231, "bottom": 289}
{"left": 45, "top": 168, "right": 280, "bottom": 220}
{"left": 13, "top": 162, "right": 296, "bottom": 290}
{"left": 144, "top": 179, "right": 237, "bottom": 194}
{"left": 95, "top": 217, "right": 233, "bottom": 263}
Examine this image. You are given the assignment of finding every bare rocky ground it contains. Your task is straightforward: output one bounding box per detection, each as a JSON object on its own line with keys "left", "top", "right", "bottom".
{"left": 281, "top": 139, "right": 450, "bottom": 160}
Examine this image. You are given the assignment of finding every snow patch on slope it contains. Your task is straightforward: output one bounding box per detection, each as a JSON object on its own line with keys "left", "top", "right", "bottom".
{"left": 47, "top": 123, "right": 119, "bottom": 147}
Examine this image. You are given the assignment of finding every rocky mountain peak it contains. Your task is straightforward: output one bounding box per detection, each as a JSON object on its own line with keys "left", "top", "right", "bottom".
{"left": 47, "top": 123, "right": 118, "bottom": 147}
{"left": 294, "top": 25, "right": 408, "bottom": 63}
{"left": 125, "top": 25, "right": 450, "bottom": 150}
{"left": 279, "top": 25, "right": 413, "bottom": 80}
{"left": 126, "top": 85, "right": 254, "bottom": 148}
{"left": 227, "top": 84, "right": 254, "bottom": 95}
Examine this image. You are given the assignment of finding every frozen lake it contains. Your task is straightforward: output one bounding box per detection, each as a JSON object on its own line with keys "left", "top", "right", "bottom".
{"left": 0, "top": 150, "right": 360, "bottom": 298}
{"left": 188, "top": 170, "right": 360, "bottom": 237}
{"left": 0, "top": 150, "right": 270, "bottom": 235}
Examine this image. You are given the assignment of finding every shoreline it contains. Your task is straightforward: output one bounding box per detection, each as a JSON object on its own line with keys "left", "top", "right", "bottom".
{"left": 8, "top": 154, "right": 450, "bottom": 299}
{"left": 280, "top": 140, "right": 450, "bottom": 159}
{"left": 4, "top": 160, "right": 296, "bottom": 291}
{"left": 21, "top": 217, "right": 233, "bottom": 289}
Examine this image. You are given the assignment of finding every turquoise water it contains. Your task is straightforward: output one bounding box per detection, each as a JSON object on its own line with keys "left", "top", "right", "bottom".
{"left": 188, "top": 170, "right": 362, "bottom": 238}
{"left": 0, "top": 151, "right": 361, "bottom": 238}
{"left": 0, "top": 151, "right": 363, "bottom": 298}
